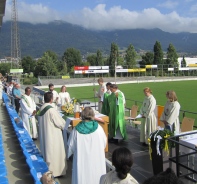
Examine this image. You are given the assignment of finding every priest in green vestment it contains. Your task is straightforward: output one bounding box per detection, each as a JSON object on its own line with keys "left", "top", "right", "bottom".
{"left": 108, "top": 84, "right": 127, "bottom": 141}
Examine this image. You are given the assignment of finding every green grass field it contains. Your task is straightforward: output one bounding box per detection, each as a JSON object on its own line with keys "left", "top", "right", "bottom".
{"left": 45, "top": 80, "right": 197, "bottom": 124}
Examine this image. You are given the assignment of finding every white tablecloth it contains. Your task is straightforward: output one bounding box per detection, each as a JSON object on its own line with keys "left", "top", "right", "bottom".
{"left": 179, "top": 131, "right": 197, "bottom": 156}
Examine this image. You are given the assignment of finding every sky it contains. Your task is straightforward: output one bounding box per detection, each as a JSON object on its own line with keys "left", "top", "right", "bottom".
{"left": 3, "top": 0, "right": 197, "bottom": 33}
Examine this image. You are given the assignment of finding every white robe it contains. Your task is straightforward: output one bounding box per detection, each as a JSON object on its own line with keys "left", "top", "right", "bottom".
{"left": 95, "top": 83, "right": 107, "bottom": 113}
{"left": 100, "top": 170, "right": 139, "bottom": 184}
{"left": 20, "top": 94, "right": 38, "bottom": 138}
{"left": 160, "top": 101, "right": 180, "bottom": 133}
{"left": 68, "top": 125, "right": 107, "bottom": 184}
{"left": 38, "top": 103, "right": 67, "bottom": 177}
{"left": 58, "top": 92, "right": 71, "bottom": 106}
{"left": 140, "top": 95, "right": 157, "bottom": 144}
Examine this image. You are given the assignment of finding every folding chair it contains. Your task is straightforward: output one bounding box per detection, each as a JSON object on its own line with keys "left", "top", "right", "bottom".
{"left": 125, "top": 105, "right": 140, "bottom": 128}
{"left": 180, "top": 117, "right": 195, "bottom": 176}
{"left": 181, "top": 117, "right": 195, "bottom": 132}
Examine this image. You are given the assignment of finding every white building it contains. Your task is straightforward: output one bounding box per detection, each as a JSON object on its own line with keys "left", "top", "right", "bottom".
{"left": 178, "top": 57, "right": 197, "bottom": 67}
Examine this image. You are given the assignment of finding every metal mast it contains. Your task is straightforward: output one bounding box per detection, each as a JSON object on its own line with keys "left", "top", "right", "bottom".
{"left": 11, "top": 0, "right": 21, "bottom": 68}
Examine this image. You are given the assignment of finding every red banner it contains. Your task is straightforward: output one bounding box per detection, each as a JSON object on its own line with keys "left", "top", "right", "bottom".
{"left": 74, "top": 66, "right": 89, "bottom": 70}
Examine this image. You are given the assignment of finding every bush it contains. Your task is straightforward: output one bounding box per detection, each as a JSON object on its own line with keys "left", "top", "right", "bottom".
{"left": 23, "top": 77, "right": 38, "bottom": 85}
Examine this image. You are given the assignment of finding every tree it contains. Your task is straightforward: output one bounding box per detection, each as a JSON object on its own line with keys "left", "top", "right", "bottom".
{"left": 0, "top": 63, "right": 14, "bottom": 76}
{"left": 125, "top": 44, "right": 136, "bottom": 68}
{"left": 153, "top": 41, "right": 163, "bottom": 65}
{"left": 21, "top": 56, "right": 36, "bottom": 73}
{"left": 86, "top": 54, "right": 97, "bottom": 66}
{"left": 181, "top": 56, "right": 186, "bottom": 67}
{"left": 109, "top": 43, "right": 118, "bottom": 76}
{"left": 140, "top": 52, "right": 154, "bottom": 68}
{"left": 166, "top": 43, "right": 178, "bottom": 67}
{"left": 96, "top": 50, "right": 103, "bottom": 66}
{"left": 43, "top": 51, "right": 68, "bottom": 75}
{"left": 62, "top": 48, "right": 82, "bottom": 73}
{"left": 34, "top": 52, "right": 58, "bottom": 77}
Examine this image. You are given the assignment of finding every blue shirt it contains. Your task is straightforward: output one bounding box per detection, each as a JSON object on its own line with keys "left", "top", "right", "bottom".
{"left": 13, "top": 88, "right": 21, "bottom": 99}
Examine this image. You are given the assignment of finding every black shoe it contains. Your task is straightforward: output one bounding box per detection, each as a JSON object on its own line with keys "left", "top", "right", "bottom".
{"left": 108, "top": 138, "right": 119, "bottom": 144}
{"left": 142, "top": 142, "right": 148, "bottom": 146}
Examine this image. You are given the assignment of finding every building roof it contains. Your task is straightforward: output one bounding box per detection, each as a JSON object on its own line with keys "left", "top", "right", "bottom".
{"left": 0, "top": 0, "right": 6, "bottom": 28}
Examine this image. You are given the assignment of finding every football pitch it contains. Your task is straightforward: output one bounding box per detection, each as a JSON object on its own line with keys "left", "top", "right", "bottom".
{"left": 50, "top": 80, "right": 197, "bottom": 124}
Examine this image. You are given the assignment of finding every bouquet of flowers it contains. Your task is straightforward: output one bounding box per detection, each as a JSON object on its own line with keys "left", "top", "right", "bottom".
{"left": 61, "top": 98, "right": 81, "bottom": 115}
{"left": 70, "top": 97, "right": 81, "bottom": 104}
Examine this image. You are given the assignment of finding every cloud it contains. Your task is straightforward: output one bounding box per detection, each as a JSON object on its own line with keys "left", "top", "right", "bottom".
{"left": 158, "top": 1, "right": 179, "bottom": 9}
{"left": 4, "top": 0, "right": 60, "bottom": 24}
{"left": 4, "top": 2, "right": 197, "bottom": 33}
{"left": 190, "top": 3, "right": 197, "bottom": 12}
{"left": 64, "top": 4, "right": 197, "bottom": 33}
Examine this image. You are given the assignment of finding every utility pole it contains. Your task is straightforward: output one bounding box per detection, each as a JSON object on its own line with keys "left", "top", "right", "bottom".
{"left": 11, "top": 0, "right": 21, "bottom": 69}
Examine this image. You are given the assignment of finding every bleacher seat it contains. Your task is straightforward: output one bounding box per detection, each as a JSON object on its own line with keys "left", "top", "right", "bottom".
{"left": 30, "top": 168, "right": 42, "bottom": 184}
{"left": 26, "top": 158, "right": 48, "bottom": 174}
{"left": 0, "top": 176, "right": 9, "bottom": 184}
{"left": 2, "top": 92, "right": 57, "bottom": 184}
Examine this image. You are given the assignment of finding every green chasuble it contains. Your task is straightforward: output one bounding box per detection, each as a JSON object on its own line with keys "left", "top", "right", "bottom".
{"left": 108, "top": 92, "right": 127, "bottom": 140}
{"left": 101, "top": 93, "right": 110, "bottom": 116}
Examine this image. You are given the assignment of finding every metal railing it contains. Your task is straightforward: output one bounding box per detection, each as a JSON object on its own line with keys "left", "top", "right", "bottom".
{"left": 168, "top": 131, "right": 197, "bottom": 182}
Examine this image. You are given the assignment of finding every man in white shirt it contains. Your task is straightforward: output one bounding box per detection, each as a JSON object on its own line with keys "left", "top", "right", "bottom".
{"left": 43, "top": 83, "right": 59, "bottom": 109}
{"left": 20, "top": 87, "right": 38, "bottom": 139}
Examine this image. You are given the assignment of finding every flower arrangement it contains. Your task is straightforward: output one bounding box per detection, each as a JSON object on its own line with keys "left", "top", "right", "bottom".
{"left": 70, "top": 98, "right": 81, "bottom": 104}
{"left": 61, "top": 98, "right": 81, "bottom": 115}
{"left": 148, "top": 128, "right": 174, "bottom": 159}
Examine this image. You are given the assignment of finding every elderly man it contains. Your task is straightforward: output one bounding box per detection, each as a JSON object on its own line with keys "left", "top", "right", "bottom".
{"left": 38, "top": 92, "right": 67, "bottom": 177}
{"left": 20, "top": 87, "right": 38, "bottom": 139}
{"left": 13, "top": 83, "right": 21, "bottom": 113}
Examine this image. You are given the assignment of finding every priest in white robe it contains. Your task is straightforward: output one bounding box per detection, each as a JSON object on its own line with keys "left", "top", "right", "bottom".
{"left": 140, "top": 87, "right": 157, "bottom": 145}
{"left": 94, "top": 77, "right": 107, "bottom": 113}
{"left": 38, "top": 92, "right": 67, "bottom": 177}
{"left": 160, "top": 90, "right": 180, "bottom": 133}
{"left": 20, "top": 87, "right": 38, "bottom": 139}
{"left": 68, "top": 107, "right": 107, "bottom": 184}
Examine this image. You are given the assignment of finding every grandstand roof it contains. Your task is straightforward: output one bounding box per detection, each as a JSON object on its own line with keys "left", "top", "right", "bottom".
{"left": 0, "top": 0, "right": 6, "bottom": 28}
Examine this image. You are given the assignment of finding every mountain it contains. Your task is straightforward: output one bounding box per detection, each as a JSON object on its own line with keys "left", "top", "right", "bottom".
{"left": 0, "top": 21, "right": 197, "bottom": 58}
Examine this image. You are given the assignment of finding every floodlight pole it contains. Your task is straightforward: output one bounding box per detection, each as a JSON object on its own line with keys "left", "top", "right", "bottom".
{"left": 114, "top": 51, "right": 117, "bottom": 84}
{"left": 93, "top": 77, "right": 97, "bottom": 110}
